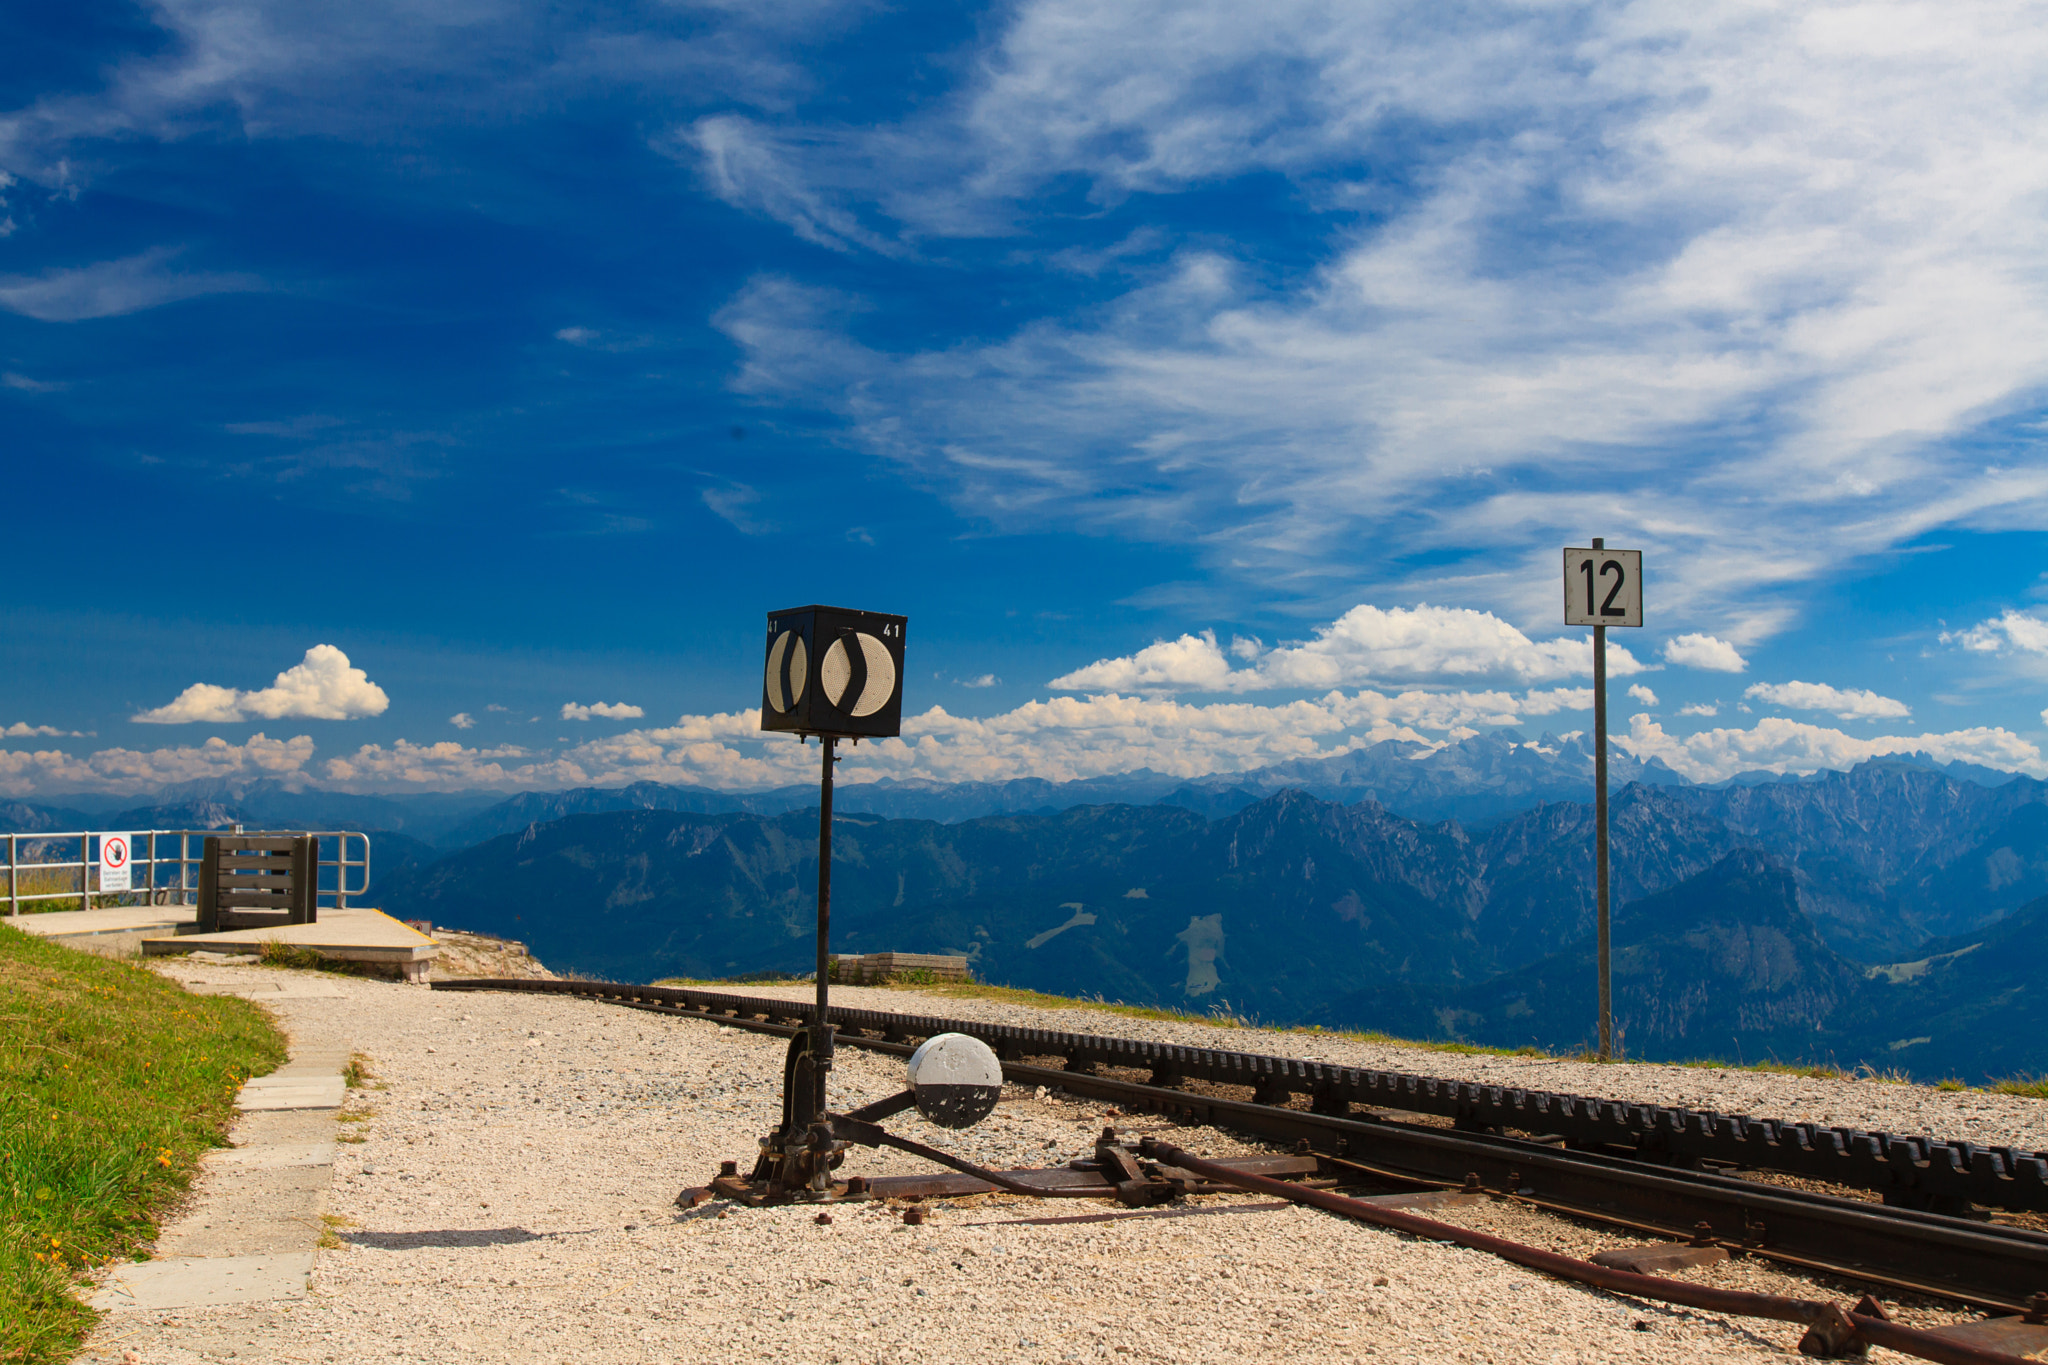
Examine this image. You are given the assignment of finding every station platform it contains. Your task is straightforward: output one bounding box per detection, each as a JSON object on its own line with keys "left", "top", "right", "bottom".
{"left": 8, "top": 902, "right": 199, "bottom": 958}
{"left": 4, "top": 903, "right": 439, "bottom": 980}
{"left": 142, "top": 907, "right": 438, "bottom": 982}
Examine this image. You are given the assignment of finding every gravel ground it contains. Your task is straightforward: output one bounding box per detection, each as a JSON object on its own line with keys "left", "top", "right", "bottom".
{"left": 739, "top": 984, "right": 2048, "bottom": 1154}
{"left": 79, "top": 965, "right": 2032, "bottom": 1365}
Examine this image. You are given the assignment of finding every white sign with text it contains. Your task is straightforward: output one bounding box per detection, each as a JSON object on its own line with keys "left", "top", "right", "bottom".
{"left": 1563, "top": 547, "right": 1643, "bottom": 627}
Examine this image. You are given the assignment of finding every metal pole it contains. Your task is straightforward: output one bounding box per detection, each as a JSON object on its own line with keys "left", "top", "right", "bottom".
{"left": 1593, "top": 536, "right": 1613, "bottom": 1061}
{"left": 81, "top": 833, "right": 92, "bottom": 914}
{"left": 816, "top": 737, "right": 836, "bottom": 1026}
{"left": 7, "top": 834, "right": 15, "bottom": 916}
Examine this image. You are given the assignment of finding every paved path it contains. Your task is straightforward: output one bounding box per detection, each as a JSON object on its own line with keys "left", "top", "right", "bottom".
{"left": 89, "top": 976, "right": 350, "bottom": 1318}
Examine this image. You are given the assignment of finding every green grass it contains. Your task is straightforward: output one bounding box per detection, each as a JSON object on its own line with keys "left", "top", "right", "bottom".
{"left": 257, "top": 940, "right": 327, "bottom": 972}
{"left": 1992, "top": 1075, "right": 2048, "bottom": 1099}
{"left": 0, "top": 923, "right": 286, "bottom": 1365}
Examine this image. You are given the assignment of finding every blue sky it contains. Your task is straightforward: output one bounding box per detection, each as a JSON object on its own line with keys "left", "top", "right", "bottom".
{"left": 5, "top": 0, "right": 2048, "bottom": 797}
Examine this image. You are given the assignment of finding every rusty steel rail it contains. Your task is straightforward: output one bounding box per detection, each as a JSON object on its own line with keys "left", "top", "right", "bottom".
{"left": 430, "top": 976, "right": 2048, "bottom": 1215}
{"left": 1142, "top": 1138, "right": 2040, "bottom": 1365}
{"left": 438, "top": 976, "right": 2048, "bottom": 1312}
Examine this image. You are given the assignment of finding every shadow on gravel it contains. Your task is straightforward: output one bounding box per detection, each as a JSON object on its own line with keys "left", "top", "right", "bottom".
{"left": 345, "top": 1227, "right": 559, "bottom": 1249}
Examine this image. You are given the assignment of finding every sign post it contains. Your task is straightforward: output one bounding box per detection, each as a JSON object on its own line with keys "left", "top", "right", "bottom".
{"left": 98, "top": 833, "right": 133, "bottom": 895}
{"left": 1564, "top": 540, "right": 1643, "bottom": 1060}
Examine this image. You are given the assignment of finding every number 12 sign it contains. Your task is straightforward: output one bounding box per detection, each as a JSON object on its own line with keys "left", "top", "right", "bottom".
{"left": 1563, "top": 547, "right": 1643, "bottom": 627}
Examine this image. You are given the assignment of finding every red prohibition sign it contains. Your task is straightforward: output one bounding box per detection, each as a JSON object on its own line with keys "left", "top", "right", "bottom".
{"left": 103, "top": 836, "right": 128, "bottom": 869}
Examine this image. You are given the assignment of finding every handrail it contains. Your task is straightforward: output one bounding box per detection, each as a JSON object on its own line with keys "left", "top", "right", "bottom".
{"left": 2, "top": 829, "right": 371, "bottom": 917}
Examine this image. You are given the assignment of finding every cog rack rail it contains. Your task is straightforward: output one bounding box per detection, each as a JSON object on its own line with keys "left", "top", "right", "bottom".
{"left": 433, "top": 976, "right": 2048, "bottom": 1216}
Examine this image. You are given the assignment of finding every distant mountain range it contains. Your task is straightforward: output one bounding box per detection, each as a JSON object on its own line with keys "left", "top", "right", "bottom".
{"left": 368, "top": 762, "right": 2048, "bottom": 1080}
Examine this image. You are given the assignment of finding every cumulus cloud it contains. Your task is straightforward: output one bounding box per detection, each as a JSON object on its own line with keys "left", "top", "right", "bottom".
{"left": 132, "top": 646, "right": 390, "bottom": 724}
{"left": 1622, "top": 716, "right": 2041, "bottom": 783}
{"left": 449, "top": 712, "right": 476, "bottom": 730}
{"left": 1051, "top": 606, "right": 1643, "bottom": 694}
{"left": 10, "top": 685, "right": 2039, "bottom": 796}
{"left": 1743, "top": 681, "right": 1911, "bottom": 722}
{"left": 1662, "top": 634, "right": 1748, "bottom": 673}
{"left": 0, "top": 733, "right": 316, "bottom": 797}
{"left": 560, "top": 701, "right": 645, "bottom": 721}
{"left": 1943, "top": 610, "right": 2048, "bottom": 655}
{"left": 3, "top": 722, "right": 82, "bottom": 738}
{"left": 1627, "top": 684, "right": 1658, "bottom": 707}
{"left": 1678, "top": 703, "right": 1719, "bottom": 718}
{"left": 961, "top": 674, "right": 1000, "bottom": 688}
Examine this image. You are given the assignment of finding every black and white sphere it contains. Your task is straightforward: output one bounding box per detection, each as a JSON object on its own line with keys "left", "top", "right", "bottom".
{"left": 905, "top": 1032, "right": 1003, "bottom": 1129}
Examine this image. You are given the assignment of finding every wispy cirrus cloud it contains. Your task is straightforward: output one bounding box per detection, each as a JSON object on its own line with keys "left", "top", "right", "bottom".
{"left": 708, "top": 0, "right": 2048, "bottom": 642}
{"left": 0, "top": 248, "right": 259, "bottom": 322}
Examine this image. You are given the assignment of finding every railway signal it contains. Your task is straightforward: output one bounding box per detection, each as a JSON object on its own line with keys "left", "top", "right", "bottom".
{"left": 752, "top": 604, "right": 910, "bottom": 1198}
{"left": 1563, "top": 540, "right": 1643, "bottom": 1061}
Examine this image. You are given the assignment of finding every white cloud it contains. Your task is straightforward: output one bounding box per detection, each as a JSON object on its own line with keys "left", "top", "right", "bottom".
{"left": 1627, "top": 684, "right": 1658, "bottom": 707}
{"left": 1743, "top": 680, "right": 1911, "bottom": 722}
{"left": 1662, "top": 634, "right": 1748, "bottom": 673}
{"left": 0, "top": 248, "right": 260, "bottom": 322}
{"left": 1051, "top": 606, "right": 1644, "bottom": 694}
{"left": 709, "top": 0, "right": 2048, "bottom": 645}
{"left": 555, "top": 326, "right": 597, "bottom": 345}
{"left": 8, "top": 684, "right": 2035, "bottom": 797}
{"left": 132, "top": 646, "right": 390, "bottom": 723}
{"left": 560, "top": 701, "right": 645, "bottom": 721}
{"left": 1942, "top": 610, "right": 2048, "bottom": 655}
{"left": 961, "top": 674, "right": 999, "bottom": 688}
{"left": 449, "top": 712, "right": 476, "bottom": 730}
{"left": 1621, "top": 715, "right": 2041, "bottom": 783}
{"left": 2, "top": 722, "right": 83, "bottom": 738}
{"left": 680, "top": 116, "right": 901, "bottom": 256}
{"left": 1678, "top": 702, "right": 1719, "bottom": 718}
{"left": 0, "top": 733, "right": 316, "bottom": 797}
{"left": 308, "top": 683, "right": 1606, "bottom": 793}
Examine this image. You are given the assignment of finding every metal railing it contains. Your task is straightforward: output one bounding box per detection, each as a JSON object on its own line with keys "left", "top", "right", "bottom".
{"left": 2, "top": 830, "right": 371, "bottom": 917}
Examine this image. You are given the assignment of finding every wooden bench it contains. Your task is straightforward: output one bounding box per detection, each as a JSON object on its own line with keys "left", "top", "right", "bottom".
{"left": 195, "top": 834, "right": 319, "bottom": 933}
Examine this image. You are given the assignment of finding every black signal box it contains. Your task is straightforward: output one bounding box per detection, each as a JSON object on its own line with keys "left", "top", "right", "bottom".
{"left": 761, "top": 605, "right": 908, "bottom": 741}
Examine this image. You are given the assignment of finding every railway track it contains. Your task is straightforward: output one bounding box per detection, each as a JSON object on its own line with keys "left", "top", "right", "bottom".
{"left": 434, "top": 977, "right": 2048, "bottom": 1318}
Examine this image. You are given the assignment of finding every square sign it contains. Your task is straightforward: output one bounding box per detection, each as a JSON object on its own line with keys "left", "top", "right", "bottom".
{"left": 1563, "top": 547, "right": 1644, "bottom": 627}
{"left": 761, "top": 604, "right": 908, "bottom": 740}
{"left": 98, "top": 832, "right": 133, "bottom": 893}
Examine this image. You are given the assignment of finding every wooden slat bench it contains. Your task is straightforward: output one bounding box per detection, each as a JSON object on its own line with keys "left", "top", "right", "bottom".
{"left": 195, "top": 834, "right": 318, "bottom": 933}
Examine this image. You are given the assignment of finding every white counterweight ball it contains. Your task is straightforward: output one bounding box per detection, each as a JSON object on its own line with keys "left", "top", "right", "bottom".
{"left": 905, "top": 1032, "right": 1004, "bottom": 1129}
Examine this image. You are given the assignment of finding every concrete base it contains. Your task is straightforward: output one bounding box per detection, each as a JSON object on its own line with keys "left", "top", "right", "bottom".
{"left": 142, "top": 905, "right": 438, "bottom": 979}
{"left": 1590, "top": 1243, "right": 1731, "bottom": 1273}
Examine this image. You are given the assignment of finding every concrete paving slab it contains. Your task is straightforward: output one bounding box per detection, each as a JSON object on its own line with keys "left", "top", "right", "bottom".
{"left": 89, "top": 1251, "right": 316, "bottom": 1312}
{"left": 239, "top": 1076, "right": 346, "bottom": 1109}
{"left": 210, "top": 1140, "right": 335, "bottom": 1169}
{"left": 186, "top": 977, "right": 350, "bottom": 998}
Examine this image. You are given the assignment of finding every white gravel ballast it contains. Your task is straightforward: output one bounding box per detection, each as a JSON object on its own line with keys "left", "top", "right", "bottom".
{"left": 84, "top": 966, "right": 2041, "bottom": 1365}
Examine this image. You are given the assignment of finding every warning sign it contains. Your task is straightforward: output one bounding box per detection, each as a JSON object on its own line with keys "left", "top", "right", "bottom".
{"left": 99, "top": 833, "right": 132, "bottom": 894}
